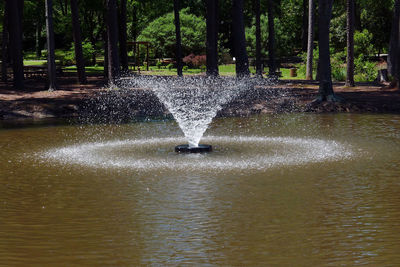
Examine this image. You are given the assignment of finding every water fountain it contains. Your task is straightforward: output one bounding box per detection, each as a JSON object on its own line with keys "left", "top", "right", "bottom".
{"left": 119, "top": 76, "right": 256, "bottom": 153}
{"left": 42, "top": 75, "right": 354, "bottom": 171}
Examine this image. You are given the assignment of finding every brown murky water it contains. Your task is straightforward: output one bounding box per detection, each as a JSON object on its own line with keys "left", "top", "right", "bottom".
{"left": 1, "top": 113, "right": 400, "bottom": 266}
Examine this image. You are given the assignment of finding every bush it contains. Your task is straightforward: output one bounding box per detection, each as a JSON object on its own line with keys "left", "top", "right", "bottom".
{"left": 156, "top": 60, "right": 162, "bottom": 69}
{"left": 166, "top": 63, "right": 174, "bottom": 70}
{"left": 354, "top": 30, "right": 374, "bottom": 57}
{"left": 66, "top": 41, "right": 95, "bottom": 66}
{"left": 354, "top": 56, "right": 376, "bottom": 82}
{"left": 200, "top": 65, "right": 206, "bottom": 72}
{"left": 138, "top": 8, "right": 206, "bottom": 58}
{"left": 183, "top": 54, "right": 206, "bottom": 68}
{"left": 183, "top": 65, "right": 189, "bottom": 71}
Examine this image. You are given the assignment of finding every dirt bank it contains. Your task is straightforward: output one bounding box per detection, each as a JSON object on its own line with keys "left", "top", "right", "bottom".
{"left": 1, "top": 75, "right": 400, "bottom": 122}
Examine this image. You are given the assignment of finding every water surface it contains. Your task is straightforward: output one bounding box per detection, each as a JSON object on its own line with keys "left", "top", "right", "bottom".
{"left": 1, "top": 113, "right": 400, "bottom": 265}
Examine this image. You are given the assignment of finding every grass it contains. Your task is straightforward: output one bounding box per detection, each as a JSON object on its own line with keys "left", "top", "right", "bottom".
{"left": 22, "top": 52, "right": 308, "bottom": 79}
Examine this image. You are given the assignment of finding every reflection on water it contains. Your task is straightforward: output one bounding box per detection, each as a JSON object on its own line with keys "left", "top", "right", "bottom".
{"left": 1, "top": 113, "right": 400, "bottom": 265}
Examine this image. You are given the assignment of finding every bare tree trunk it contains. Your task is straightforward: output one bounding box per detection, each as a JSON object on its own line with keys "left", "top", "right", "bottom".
{"left": 106, "top": 0, "right": 120, "bottom": 83}
{"left": 232, "top": 0, "right": 250, "bottom": 78}
{"left": 206, "top": 0, "right": 219, "bottom": 76}
{"left": 118, "top": 0, "right": 128, "bottom": 72}
{"left": 35, "top": 2, "right": 43, "bottom": 58}
{"left": 6, "top": 0, "right": 24, "bottom": 89}
{"left": 45, "top": 0, "right": 57, "bottom": 91}
{"left": 1, "top": 6, "right": 9, "bottom": 82}
{"left": 255, "top": 0, "right": 262, "bottom": 77}
{"left": 306, "top": 0, "right": 314, "bottom": 80}
{"left": 71, "top": 0, "right": 87, "bottom": 84}
{"left": 301, "top": 0, "right": 308, "bottom": 52}
{"left": 317, "top": 0, "right": 337, "bottom": 101}
{"left": 267, "top": 0, "right": 276, "bottom": 77}
{"left": 103, "top": 30, "right": 108, "bottom": 79}
{"left": 174, "top": 0, "right": 183, "bottom": 76}
{"left": 345, "top": 0, "right": 355, "bottom": 87}
{"left": 35, "top": 22, "right": 42, "bottom": 58}
{"left": 388, "top": 0, "right": 400, "bottom": 78}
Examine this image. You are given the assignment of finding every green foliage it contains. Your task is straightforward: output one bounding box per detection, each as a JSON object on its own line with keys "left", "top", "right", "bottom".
{"left": 138, "top": 8, "right": 206, "bottom": 58}
{"left": 354, "top": 30, "right": 374, "bottom": 57}
{"left": 156, "top": 60, "right": 162, "bottom": 69}
{"left": 354, "top": 56, "right": 377, "bottom": 82}
{"left": 330, "top": 12, "right": 346, "bottom": 51}
{"left": 166, "top": 63, "right": 174, "bottom": 70}
{"left": 297, "top": 47, "right": 319, "bottom": 78}
{"left": 66, "top": 41, "right": 95, "bottom": 65}
{"left": 331, "top": 52, "right": 346, "bottom": 81}
{"left": 183, "top": 65, "right": 189, "bottom": 71}
{"left": 245, "top": 11, "right": 301, "bottom": 58}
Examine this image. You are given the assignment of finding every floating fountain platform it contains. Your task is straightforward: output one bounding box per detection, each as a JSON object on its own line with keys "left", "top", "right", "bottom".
{"left": 175, "top": 144, "right": 212, "bottom": 153}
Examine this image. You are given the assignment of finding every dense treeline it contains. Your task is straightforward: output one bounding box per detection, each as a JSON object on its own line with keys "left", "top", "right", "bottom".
{"left": 1, "top": 0, "right": 399, "bottom": 101}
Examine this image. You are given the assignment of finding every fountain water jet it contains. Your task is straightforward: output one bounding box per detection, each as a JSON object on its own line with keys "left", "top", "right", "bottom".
{"left": 119, "top": 76, "right": 260, "bottom": 152}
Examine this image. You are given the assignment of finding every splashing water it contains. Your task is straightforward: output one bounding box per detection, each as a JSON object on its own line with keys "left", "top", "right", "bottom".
{"left": 119, "top": 76, "right": 262, "bottom": 147}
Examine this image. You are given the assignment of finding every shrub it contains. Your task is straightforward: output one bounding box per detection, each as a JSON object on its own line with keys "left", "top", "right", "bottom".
{"left": 183, "top": 65, "right": 189, "bottom": 71}
{"left": 200, "top": 65, "right": 206, "bottom": 72}
{"left": 183, "top": 54, "right": 206, "bottom": 68}
{"left": 138, "top": 8, "right": 206, "bottom": 58}
{"left": 354, "top": 56, "right": 377, "bottom": 82}
{"left": 166, "top": 63, "right": 174, "bottom": 70}
{"left": 156, "top": 60, "right": 162, "bottom": 69}
{"left": 354, "top": 30, "right": 374, "bottom": 57}
{"left": 67, "top": 41, "right": 95, "bottom": 65}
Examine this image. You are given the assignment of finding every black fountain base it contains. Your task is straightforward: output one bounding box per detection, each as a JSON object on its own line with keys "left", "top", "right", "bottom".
{"left": 175, "top": 144, "right": 212, "bottom": 153}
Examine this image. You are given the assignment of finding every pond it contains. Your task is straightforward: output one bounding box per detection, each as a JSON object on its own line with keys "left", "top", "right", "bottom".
{"left": 1, "top": 113, "right": 400, "bottom": 265}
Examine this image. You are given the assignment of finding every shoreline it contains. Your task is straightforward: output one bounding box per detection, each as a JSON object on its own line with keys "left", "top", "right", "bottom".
{"left": 1, "top": 77, "right": 400, "bottom": 124}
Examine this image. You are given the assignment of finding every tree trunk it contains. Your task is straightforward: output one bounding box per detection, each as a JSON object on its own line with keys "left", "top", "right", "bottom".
{"left": 317, "top": 0, "right": 336, "bottom": 101}
{"left": 6, "top": 0, "right": 24, "bottom": 89}
{"left": 255, "top": 0, "right": 262, "bottom": 77}
{"left": 103, "top": 30, "right": 108, "bottom": 79}
{"left": 206, "top": 0, "right": 219, "bottom": 76}
{"left": 35, "top": 22, "right": 42, "bottom": 58}
{"left": 301, "top": 0, "right": 308, "bottom": 52}
{"left": 106, "top": 0, "right": 120, "bottom": 83}
{"left": 388, "top": 0, "right": 400, "bottom": 78}
{"left": 232, "top": 0, "right": 250, "bottom": 78}
{"left": 71, "top": 0, "right": 87, "bottom": 84}
{"left": 306, "top": 0, "right": 314, "bottom": 80}
{"left": 267, "top": 0, "right": 276, "bottom": 77}
{"left": 174, "top": 0, "right": 183, "bottom": 76}
{"left": 345, "top": 0, "right": 355, "bottom": 87}
{"left": 45, "top": 0, "right": 57, "bottom": 91}
{"left": 35, "top": 2, "right": 43, "bottom": 58}
{"left": 118, "top": 0, "right": 128, "bottom": 72}
{"left": 1, "top": 6, "right": 9, "bottom": 82}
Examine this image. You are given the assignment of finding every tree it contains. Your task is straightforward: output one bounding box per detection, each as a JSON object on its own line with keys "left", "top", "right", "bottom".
{"left": 106, "top": 0, "right": 120, "bottom": 83}
{"left": 119, "top": 0, "right": 129, "bottom": 72}
{"left": 267, "top": 0, "right": 276, "bottom": 77}
{"left": 301, "top": 0, "right": 308, "bottom": 52}
{"left": 138, "top": 9, "right": 205, "bottom": 58}
{"left": 317, "top": 0, "right": 339, "bottom": 101}
{"left": 6, "top": 0, "right": 24, "bottom": 89}
{"left": 206, "top": 0, "right": 219, "bottom": 76}
{"left": 255, "top": 0, "right": 262, "bottom": 77}
{"left": 173, "top": 0, "right": 183, "bottom": 76}
{"left": 345, "top": 0, "right": 355, "bottom": 87}
{"left": 306, "top": 0, "right": 314, "bottom": 80}
{"left": 45, "top": 0, "right": 57, "bottom": 91}
{"left": 71, "top": 0, "right": 87, "bottom": 84}
{"left": 232, "top": 0, "right": 250, "bottom": 78}
{"left": 1, "top": 5, "right": 9, "bottom": 82}
{"left": 388, "top": 0, "right": 400, "bottom": 79}
{"left": 35, "top": 2, "right": 44, "bottom": 58}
